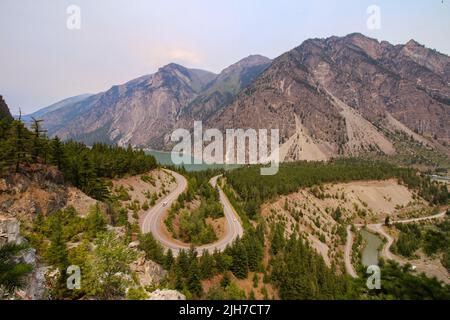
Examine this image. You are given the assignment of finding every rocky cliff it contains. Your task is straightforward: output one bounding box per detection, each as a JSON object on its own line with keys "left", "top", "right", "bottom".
{"left": 38, "top": 56, "right": 271, "bottom": 149}
{"left": 207, "top": 33, "right": 450, "bottom": 161}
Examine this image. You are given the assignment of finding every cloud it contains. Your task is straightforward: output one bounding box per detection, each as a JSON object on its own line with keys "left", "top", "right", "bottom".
{"left": 166, "top": 48, "right": 202, "bottom": 65}
{"left": 129, "top": 41, "right": 205, "bottom": 72}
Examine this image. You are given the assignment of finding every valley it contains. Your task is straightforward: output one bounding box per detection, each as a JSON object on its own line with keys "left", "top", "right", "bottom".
{"left": 1, "top": 32, "right": 450, "bottom": 301}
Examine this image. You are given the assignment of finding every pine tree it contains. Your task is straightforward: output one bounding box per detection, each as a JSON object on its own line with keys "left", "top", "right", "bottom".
{"left": 199, "top": 250, "right": 214, "bottom": 279}
{"left": 50, "top": 136, "right": 65, "bottom": 170}
{"left": 11, "top": 117, "right": 30, "bottom": 172}
{"left": 86, "top": 204, "right": 107, "bottom": 238}
{"left": 138, "top": 233, "right": 165, "bottom": 265}
{"left": 252, "top": 273, "right": 259, "bottom": 288}
{"left": 30, "top": 117, "right": 47, "bottom": 163}
{"left": 230, "top": 239, "right": 248, "bottom": 279}
{"left": 0, "top": 243, "right": 33, "bottom": 294}
{"left": 164, "top": 249, "right": 174, "bottom": 270}
{"left": 270, "top": 223, "right": 285, "bottom": 255}
{"left": 47, "top": 215, "right": 69, "bottom": 269}
{"left": 220, "top": 272, "right": 231, "bottom": 288}
{"left": 187, "top": 258, "right": 202, "bottom": 297}
{"left": 176, "top": 250, "right": 190, "bottom": 275}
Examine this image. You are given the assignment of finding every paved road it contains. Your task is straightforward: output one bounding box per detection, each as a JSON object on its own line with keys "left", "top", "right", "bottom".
{"left": 141, "top": 170, "right": 244, "bottom": 256}
{"left": 344, "top": 225, "right": 358, "bottom": 278}
{"left": 344, "top": 211, "right": 447, "bottom": 277}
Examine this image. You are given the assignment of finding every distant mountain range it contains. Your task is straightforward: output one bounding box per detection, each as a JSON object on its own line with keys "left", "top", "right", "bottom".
{"left": 24, "top": 33, "right": 450, "bottom": 161}
{"left": 35, "top": 55, "right": 271, "bottom": 149}
{"left": 18, "top": 94, "right": 93, "bottom": 123}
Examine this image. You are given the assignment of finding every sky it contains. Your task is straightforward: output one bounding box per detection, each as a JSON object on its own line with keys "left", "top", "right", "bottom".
{"left": 0, "top": 0, "right": 449, "bottom": 114}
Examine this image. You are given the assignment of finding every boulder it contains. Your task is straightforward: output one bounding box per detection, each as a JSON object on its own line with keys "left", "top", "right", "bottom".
{"left": 130, "top": 256, "right": 167, "bottom": 287}
{"left": 148, "top": 289, "right": 186, "bottom": 300}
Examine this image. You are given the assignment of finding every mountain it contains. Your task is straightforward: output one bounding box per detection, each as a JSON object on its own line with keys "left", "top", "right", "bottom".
{"left": 43, "top": 64, "right": 216, "bottom": 147}
{"left": 20, "top": 94, "right": 93, "bottom": 123}
{"left": 0, "top": 96, "right": 13, "bottom": 121}
{"left": 179, "top": 55, "right": 271, "bottom": 121}
{"left": 36, "top": 34, "right": 450, "bottom": 162}
{"left": 206, "top": 33, "right": 450, "bottom": 161}
{"left": 38, "top": 56, "right": 271, "bottom": 148}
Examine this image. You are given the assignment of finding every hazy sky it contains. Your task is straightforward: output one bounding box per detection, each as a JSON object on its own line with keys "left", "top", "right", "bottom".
{"left": 1, "top": 0, "right": 449, "bottom": 114}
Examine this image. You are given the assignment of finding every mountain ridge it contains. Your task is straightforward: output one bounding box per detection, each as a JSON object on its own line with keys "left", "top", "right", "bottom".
{"left": 206, "top": 33, "right": 450, "bottom": 161}
{"left": 28, "top": 33, "right": 450, "bottom": 162}
{"left": 38, "top": 56, "right": 271, "bottom": 148}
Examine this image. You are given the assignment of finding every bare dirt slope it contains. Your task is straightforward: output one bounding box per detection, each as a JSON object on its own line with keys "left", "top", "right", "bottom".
{"left": 261, "top": 179, "right": 427, "bottom": 270}
{"left": 111, "top": 168, "right": 177, "bottom": 225}
{"left": 0, "top": 164, "right": 99, "bottom": 221}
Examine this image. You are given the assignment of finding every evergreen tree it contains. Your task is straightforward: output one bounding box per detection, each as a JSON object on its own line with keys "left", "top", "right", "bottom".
{"left": 199, "top": 250, "right": 214, "bottom": 279}
{"left": 50, "top": 136, "right": 65, "bottom": 170}
{"left": 86, "top": 204, "right": 107, "bottom": 239}
{"left": 270, "top": 223, "right": 285, "bottom": 255}
{"left": 85, "top": 232, "right": 137, "bottom": 299}
{"left": 47, "top": 215, "right": 69, "bottom": 269}
{"left": 138, "top": 233, "right": 165, "bottom": 265}
{"left": 230, "top": 238, "right": 248, "bottom": 279}
{"left": 187, "top": 258, "right": 202, "bottom": 297}
{"left": 30, "top": 117, "right": 47, "bottom": 163}
{"left": 11, "top": 118, "right": 30, "bottom": 172}
{"left": 0, "top": 243, "right": 33, "bottom": 294}
{"left": 164, "top": 249, "right": 174, "bottom": 270}
{"left": 252, "top": 273, "right": 259, "bottom": 288}
{"left": 220, "top": 272, "right": 231, "bottom": 288}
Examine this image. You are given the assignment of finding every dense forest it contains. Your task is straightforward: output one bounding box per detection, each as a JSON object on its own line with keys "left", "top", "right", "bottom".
{"left": 392, "top": 218, "right": 450, "bottom": 272}
{"left": 0, "top": 116, "right": 157, "bottom": 200}
{"left": 363, "top": 260, "right": 450, "bottom": 300}
{"left": 1, "top": 108, "right": 449, "bottom": 300}
{"left": 25, "top": 206, "right": 137, "bottom": 299}
{"left": 268, "top": 222, "right": 358, "bottom": 299}
{"left": 165, "top": 169, "right": 224, "bottom": 245}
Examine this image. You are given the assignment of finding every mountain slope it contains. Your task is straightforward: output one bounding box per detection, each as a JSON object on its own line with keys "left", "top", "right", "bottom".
{"left": 207, "top": 33, "right": 450, "bottom": 161}
{"left": 21, "top": 94, "right": 93, "bottom": 123}
{"left": 40, "top": 56, "right": 271, "bottom": 149}
{"left": 43, "top": 64, "right": 217, "bottom": 147}
{"left": 179, "top": 55, "right": 271, "bottom": 121}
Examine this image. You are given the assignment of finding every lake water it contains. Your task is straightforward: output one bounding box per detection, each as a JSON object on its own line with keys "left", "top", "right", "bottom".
{"left": 360, "top": 229, "right": 383, "bottom": 267}
{"left": 146, "top": 150, "right": 241, "bottom": 172}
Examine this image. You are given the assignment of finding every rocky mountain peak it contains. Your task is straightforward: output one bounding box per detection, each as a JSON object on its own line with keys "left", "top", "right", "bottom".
{"left": 221, "top": 55, "right": 271, "bottom": 74}
{"left": 156, "top": 63, "right": 216, "bottom": 93}
{"left": 405, "top": 39, "right": 422, "bottom": 49}
{"left": 209, "top": 33, "right": 450, "bottom": 160}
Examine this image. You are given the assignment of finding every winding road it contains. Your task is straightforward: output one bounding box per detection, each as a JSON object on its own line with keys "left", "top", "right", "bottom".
{"left": 141, "top": 170, "right": 244, "bottom": 256}
{"left": 344, "top": 225, "right": 358, "bottom": 278}
{"left": 344, "top": 211, "right": 447, "bottom": 278}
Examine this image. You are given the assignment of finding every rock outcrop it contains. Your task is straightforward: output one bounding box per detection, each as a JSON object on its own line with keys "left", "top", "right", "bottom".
{"left": 0, "top": 216, "right": 49, "bottom": 300}
{"left": 130, "top": 255, "right": 167, "bottom": 287}
{"left": 148, "top": 289, "right": 186, "bottom": 300}
{"left": 0, "top": 216, "right": 24, "bottom": 245}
